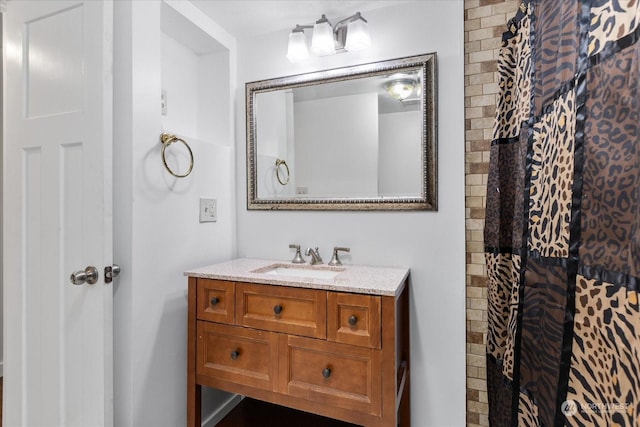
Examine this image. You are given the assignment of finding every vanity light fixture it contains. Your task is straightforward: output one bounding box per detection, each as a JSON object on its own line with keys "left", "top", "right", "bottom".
{"left": 286, "top": 12, "right": 371, "bottom": 63}
{"left": 286, "top": 25, "right": 309, "bottom": 62}
{"left": 311, "top": 14, "right": 336, "bottom": 56}
{"left": 384, "top": 78, "right": 417, "bottom": 101}
{"left": 344, "top": 13, "right": 371, "bottom": 52}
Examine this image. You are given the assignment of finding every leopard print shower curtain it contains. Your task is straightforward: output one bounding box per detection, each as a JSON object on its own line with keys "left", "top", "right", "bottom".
{"left": 485, "top": 0, "right": 640, "bottom": 425}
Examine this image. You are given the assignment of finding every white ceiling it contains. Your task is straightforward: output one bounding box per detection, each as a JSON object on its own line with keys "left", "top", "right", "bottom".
{"left": 190, "top": 1, "right": 418, "bottom": 38}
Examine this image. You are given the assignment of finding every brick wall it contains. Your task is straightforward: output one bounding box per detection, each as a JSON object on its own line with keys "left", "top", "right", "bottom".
{"left": 464, "top": 1, "right": 519, "bottom": 426}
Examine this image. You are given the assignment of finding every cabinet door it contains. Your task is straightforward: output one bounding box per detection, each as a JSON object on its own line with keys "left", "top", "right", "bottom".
{"left": 197, "top": 279, "right": 235, "bottom": 324}
{"left": 236, "top": 283, "right": 327, "bottom": 339}
{"left": 328, "top": 292, "right": 381, "bottom": 349}
{"left": 280, "top": 335, "right": 381, "bottom": 416}
{"left": 197, "top": 322, "right": 278, "bottom": 392}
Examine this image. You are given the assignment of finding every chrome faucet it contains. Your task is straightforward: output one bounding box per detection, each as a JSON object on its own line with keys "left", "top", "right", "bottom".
{"left": 305, "top": 247, "right": 323, "bottom": 265}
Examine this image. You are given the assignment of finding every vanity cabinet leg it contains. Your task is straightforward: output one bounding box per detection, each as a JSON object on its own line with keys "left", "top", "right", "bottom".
{"left": 187, "top": 277, "right": 201, "bottom": 427}
{"left": 187, "top": 383, "right": 201, "bottom": 427}
{"left": 399, "top": 375, "right": 410, "bottom": 426}
{"left": 399, "top": 284, "right": 410, "bottom": 427}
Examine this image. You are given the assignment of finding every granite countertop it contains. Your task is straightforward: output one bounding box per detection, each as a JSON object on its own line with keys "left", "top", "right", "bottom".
{"left": 184, "top": 258, "right": 409, "bottom": 297}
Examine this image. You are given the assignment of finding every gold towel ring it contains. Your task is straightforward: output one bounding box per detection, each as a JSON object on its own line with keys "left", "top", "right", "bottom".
{"left": 160, "top": 133, "right": 194, "bottom": 178}
{"left": 275, "top": 158, "right": 290, "bottom": 186}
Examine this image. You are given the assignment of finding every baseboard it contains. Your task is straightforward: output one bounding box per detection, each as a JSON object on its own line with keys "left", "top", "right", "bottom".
{"left": 201, "top": 394, "right": 243, "bottom": 427}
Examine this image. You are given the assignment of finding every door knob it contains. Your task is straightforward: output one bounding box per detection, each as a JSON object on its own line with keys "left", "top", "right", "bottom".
{"left": 70, "top": 266, "right": 99, "bottom": 285}
{"left": 104, "top": 264, "right": 121, "bottom": 283}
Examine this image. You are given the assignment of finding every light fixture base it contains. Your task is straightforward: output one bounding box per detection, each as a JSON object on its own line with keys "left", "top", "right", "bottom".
{"left": 334, "top": 26, "right": 348, "bottom": 53}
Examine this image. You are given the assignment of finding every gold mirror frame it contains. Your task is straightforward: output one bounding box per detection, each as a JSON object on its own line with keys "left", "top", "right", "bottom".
{"left": 246, "top": 53, "right": 437, "bottom": 211}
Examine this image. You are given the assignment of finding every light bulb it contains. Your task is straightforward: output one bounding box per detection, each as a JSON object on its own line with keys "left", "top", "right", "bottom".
{"left": 311, "top": 15, "right": 335, "bottom": 56}
{"left": 286, "top": 29, "right": 309, "bottom": 62}
{"left": 345, "top": 14, "right": 370, "bottom": 52}
{"left": 385, "top": 79, "right": 416, "bottom": 101}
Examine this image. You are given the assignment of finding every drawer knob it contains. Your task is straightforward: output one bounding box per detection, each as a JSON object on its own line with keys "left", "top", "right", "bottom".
{"left": 210, "top": 297, "right": 220, "bottom": 306}
{"left": 230, "top": 350, "right": 240, "bottom": 360}
{"left": 273, "top": 305, "right": 283, "bottom": 315}
{"left": 322, "top": 368, "right": 332, "bottom": 379}
{"left": 348, "top": 315, "right": 358, "bottom": 326}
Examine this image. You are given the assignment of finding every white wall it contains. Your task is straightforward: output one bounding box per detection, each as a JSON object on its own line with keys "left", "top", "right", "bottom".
{"left": 235, "top": 2, "right": 465, "bottom": 426}
{"left": 295, "top": 92, "right": 379, "bottom": 197}
{"left": 113, "top": 1, "right": 236, "bottom": 426}
{"left": 379, "top": 110, "right": 422, "bottom": 197}
{"left": 255, "top": 91, "right": 296, "bottom": 198}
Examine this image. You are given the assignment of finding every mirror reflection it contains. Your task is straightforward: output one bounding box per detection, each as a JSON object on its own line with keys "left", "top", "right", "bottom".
{"left": 247, "top": 53, "right": 437, "bottom": 210}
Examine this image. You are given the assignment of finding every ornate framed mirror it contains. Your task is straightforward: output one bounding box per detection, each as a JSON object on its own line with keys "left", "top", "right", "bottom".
{"left": 246, "top": 53, "right": 437, "bottom": 210}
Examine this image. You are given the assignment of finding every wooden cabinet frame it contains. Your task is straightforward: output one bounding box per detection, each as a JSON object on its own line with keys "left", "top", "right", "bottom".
{"left": 187, "top": 277, "right": 410, "bottom": 427}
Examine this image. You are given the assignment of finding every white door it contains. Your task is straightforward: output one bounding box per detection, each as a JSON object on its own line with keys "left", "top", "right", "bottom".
{"left": 3, "top": 1, "right": 113, "bottom": 426}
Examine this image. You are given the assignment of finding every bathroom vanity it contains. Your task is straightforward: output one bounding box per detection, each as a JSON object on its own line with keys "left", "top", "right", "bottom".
{"left": 185, "top": 258, "right": 410, "bottom": 427}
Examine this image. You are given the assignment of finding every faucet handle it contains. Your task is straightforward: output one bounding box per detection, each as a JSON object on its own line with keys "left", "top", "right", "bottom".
{"left": 328, "top": 247, "right": 350, "bottom": 266}
{"left": 289, "top": 244, "right": 306, "bottom": 264}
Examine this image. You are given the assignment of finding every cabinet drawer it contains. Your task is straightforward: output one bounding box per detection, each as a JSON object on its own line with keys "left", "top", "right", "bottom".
{"left": 196, "top": 321, "right": 278, "bottom": 392}
{"left": 328, "top": 293, "right": 381, "bottom": 349}
{"left": 236, "top": 283, "right": 327, "bottom": 339}
{"left": 197, "top": 279, "right": 235, "bottom": 324}
{"left": 281, "top": 335, "right": 381, "bottom": 416}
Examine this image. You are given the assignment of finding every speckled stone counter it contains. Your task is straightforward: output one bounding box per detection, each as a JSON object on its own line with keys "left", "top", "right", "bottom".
{"left": 184, "top": 258, "right": 409, "bottom": 296}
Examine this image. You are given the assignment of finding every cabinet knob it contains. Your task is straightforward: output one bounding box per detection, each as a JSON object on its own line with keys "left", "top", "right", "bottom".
{"left": 322, "top": 368, "right": 332, "bottom": 379}
{"left": 230, "top": 350, "right": 240, "bottom": 360}
{"left": 348, "top": 315, "right": 358, "bottom": 326}
{"left": 273, "top": 305, "right": 283, "bottom": 315}
{"left": 210, "top": 297, "right": 220, "bottom": 306}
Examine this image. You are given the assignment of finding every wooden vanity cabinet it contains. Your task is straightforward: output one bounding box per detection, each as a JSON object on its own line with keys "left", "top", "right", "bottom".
{"left": 187, "top": 277, "right": 410, "bottom": 427}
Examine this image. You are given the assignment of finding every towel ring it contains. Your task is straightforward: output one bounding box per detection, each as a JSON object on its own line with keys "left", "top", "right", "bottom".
{"left": 160, "top": 133, "right": 194, "bottom": 178}
{"left": 275, "top": 158, "right": 290, "bottom": 186}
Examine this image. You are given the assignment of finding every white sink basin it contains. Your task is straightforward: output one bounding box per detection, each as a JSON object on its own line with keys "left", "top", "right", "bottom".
{"left": 254, "top": 264, "right": 344, "bottom": 280}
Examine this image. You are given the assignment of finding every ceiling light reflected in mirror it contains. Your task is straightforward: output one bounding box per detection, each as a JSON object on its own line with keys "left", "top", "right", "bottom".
{"left": 384, "top": 79, "right": 416, "bottom": 101}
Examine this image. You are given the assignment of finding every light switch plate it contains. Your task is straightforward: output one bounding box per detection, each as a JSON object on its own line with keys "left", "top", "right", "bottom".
{"left": 199, "top": 198, "right": 217, "bottom": 222}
